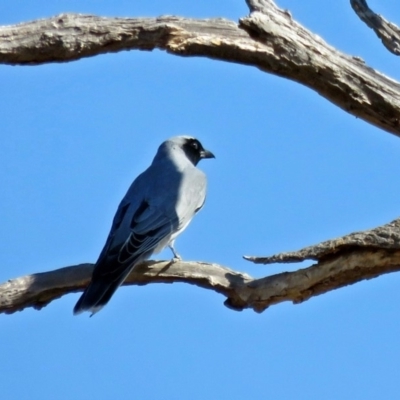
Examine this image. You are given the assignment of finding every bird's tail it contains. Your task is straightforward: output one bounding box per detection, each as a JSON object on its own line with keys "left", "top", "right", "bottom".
{"left": 73, "top": 278, "right": 122, "bottom": 316}
{"left": 73, "top": 263, "right": 135, "bottom": 316}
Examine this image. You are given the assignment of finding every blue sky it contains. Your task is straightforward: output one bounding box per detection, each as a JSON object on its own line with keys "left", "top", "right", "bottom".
{"left": 1, "top": 1, "right": 400, "bottom": 399}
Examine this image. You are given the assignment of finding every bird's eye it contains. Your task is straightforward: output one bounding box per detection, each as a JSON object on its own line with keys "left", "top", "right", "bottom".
{"left": 191, "top": 141, "right": 199, "bottom": 150}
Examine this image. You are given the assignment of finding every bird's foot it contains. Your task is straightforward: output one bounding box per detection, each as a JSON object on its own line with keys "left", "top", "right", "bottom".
{"left": 169, "top": 244, "right": 182, "bottom": 262}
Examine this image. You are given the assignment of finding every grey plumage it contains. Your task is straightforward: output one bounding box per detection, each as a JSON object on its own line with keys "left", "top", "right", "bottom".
{"left": 73, "top": 136, "right": 214, "bottom": 315}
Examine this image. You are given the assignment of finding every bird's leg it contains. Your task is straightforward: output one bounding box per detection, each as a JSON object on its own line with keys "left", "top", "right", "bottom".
{"left": 168, "top": 241, "right": 182, "bottom": 262}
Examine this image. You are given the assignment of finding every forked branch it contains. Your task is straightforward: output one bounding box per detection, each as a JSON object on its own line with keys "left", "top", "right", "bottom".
{"left": 0, "top": 1, "right": 400, "bottom": 136}
{"left": 2, "top": 218, "right": 400, "bottom": 315}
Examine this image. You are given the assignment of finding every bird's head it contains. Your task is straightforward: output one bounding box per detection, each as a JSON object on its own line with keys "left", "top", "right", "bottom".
{"left": 167, "top": 136, "right": 215, "bottom": 166}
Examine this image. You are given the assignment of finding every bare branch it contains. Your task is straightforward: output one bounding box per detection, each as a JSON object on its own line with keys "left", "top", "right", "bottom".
{"left": 0, "top": 260, "right": 254, "bottom": 315}
{"left": 243, "top": 249, "right": 400, "bottom": 310}
{"left": 245, "top": 0, "right": 278, "bottom": 13}
{"left": 0, "top": 9, "right": 400, "bottom": 136}
{"left": 239, "top": 6, "right": 400, "bottom": 137}
{"left": 351, "top": 0, "right": 400, "bottom": 55}
{"left": 244, "top": 218, "right": 400, "bottom": 264}
{"left": 3, "top": 218, "right": 400, "bottom": 314}
{"left": 0, "top": 14, "right": 245, "bottom": 65}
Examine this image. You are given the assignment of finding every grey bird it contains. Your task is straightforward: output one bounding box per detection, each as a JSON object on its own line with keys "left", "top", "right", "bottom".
{"left": 73, "top": 136, "right": 214, "bottom": 315}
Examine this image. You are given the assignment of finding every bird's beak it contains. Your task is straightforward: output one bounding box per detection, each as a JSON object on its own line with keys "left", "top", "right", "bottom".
{"left": 200, "top": 149, "right": 215, "bottom": 159}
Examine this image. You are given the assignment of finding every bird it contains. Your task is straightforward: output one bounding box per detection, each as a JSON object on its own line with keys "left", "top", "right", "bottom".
{"left": 73, "top": 136, "right": 215, "bottom": 315}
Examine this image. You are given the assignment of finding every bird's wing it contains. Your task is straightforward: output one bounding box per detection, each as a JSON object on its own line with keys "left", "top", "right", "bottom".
{"left": 93, "top": 198, "right": 178, "bottom": 280}
{"left": 74, "top": 196, "right": 178, "bottom": 315}
{"left": 117, "top": 200, "right": 177, "bottom": 263}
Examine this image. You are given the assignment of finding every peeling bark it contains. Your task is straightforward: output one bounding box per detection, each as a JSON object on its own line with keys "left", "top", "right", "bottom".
{"left": 0, "top": 3, "right": 400, "bottom": 136}
{"left": 351, "top": 0, "right": 400, "bottom": 56}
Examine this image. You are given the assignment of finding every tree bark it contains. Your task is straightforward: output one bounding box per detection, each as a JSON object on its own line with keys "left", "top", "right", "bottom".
{"left": 1, "top": 2, "right": 400, "bottom": 136}
{"left": 351, "top": 0, "right": 400, "bottom": 56}
{"left": 2, "top": 217, "right": 400, "bottom": 315}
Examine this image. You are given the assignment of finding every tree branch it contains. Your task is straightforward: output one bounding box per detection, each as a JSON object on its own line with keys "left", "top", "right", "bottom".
{"left": 3, "top": 217, "right": 400, "bottom": 315}
{"left": 239, "top": 4, "right": 400, "bottom": 137}
{"left": 0, "top": 260, "right": 255, "bottom": 314}
{"left": 1, "top": 4, "right": 400, "bottom": 136}
{"left": 351, "top": 0, "right": 400, "bottom": 55}
{"left": 244, "top": 218, "right": 400, "bottom": 263}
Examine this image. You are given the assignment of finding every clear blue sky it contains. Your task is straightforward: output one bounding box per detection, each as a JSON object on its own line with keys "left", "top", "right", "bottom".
{"left": 2, "top": 1, "right": 400, "bottom": 399}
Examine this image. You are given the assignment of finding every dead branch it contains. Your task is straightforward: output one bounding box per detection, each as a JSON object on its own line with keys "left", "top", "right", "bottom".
{"left": 351, "top": 0, "right": 400, "bottom": 56}
{"left": 244, "top": 218, "right": 400, "bottom": 263}
{"left": 0, "top": 3, "right": 400, "bottom": 136}
{"left": 3, "top": 218, "right": 400, "bottom": 315}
